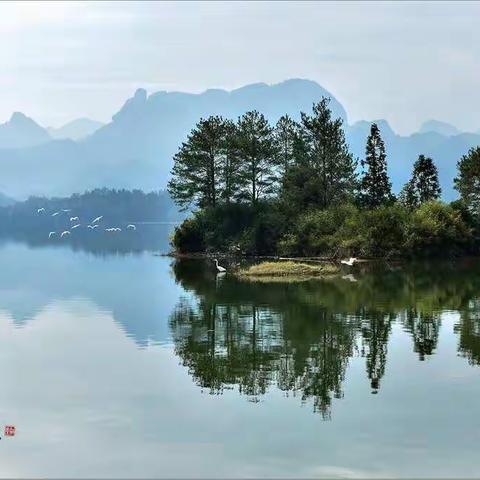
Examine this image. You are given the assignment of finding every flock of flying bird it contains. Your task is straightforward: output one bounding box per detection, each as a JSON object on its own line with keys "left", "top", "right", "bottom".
{"left": 36, "top": 207, "right": 137, "bottom": 239}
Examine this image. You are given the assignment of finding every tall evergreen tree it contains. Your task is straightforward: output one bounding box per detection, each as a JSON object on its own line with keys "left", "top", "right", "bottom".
{"left": 412, "top": 155, "right": 441, "bottom": 204}
{"left": 219, "top": 119, "right": 238, "bottom": 204}
{"left": 399, "top": 179, "right": 418, "bottom": 210}
{"left": 235, "top": 111, "right": 277, "bottom": 205}
{"left": 274, "top": 115, "right": 298, "bottom": 176}
{"left": 282, "top": 98, "right": 357, "bottom": 210}
{"left": 168, "top": 116, "right": 230, "bottom": 209}
{"left": 400, "top": 155, "right": 441, "bottom": 209}
{"left": 360, "top": 123, "right": 393, "bottom": 207}
{"left": 454, "top": 146, "right": 480, "bottom": 216}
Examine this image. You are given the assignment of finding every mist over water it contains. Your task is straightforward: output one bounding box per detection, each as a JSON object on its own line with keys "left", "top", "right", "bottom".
{"left": 1, "top": 240, "right": 480, "bottom": 477}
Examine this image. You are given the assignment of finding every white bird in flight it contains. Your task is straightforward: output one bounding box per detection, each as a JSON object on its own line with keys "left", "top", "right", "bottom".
{"left": 92, "top": 216, "right": 103, "bottom": 224}
{"left": 127, "top": 224, "right": 136, "bottom": 230}
{"left": 340, "top": 257, "right": 358, "bottom": 267}
{"left": 62, "top": 209, "right": 71, "bottom": 213}
{"left": 52, "top": 211, "right": 60, "bottom": 217}
{"left": 87, "top": 224, "right": 99, "bottom": 229}
{"left": 71, "top": 224, "right": 81, "bottom": 229}
{"left": 60, "top": 230, "right": 71, "bottom": 237}
{"left": 37, "top": 207, "right": 45, "bottom": 213}
{"left": 48, "top": 231, "right": 55, "bottom": 238}
{"left": 70, "top": 216, "right": 79, "bottom": 222}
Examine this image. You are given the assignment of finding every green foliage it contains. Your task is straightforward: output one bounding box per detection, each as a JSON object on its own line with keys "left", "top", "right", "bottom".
{"left": 284, "top": 203, "right": 407, "bottom": 257}
{"left": 168, "top": 99, "right": 477, "bottom": 258}
{"left": 276, "top": 201, "right": 472, "bottom": 258}
{"left": 172, "top": 216, "right": 206, "bottom": 253}
{"left": 406, "top": 201, "right": 472, "bottom": 255}
{"left": 168, "top": 116, "right": 232, "bottom": 209}
{"left": 400, "top": 155, "right": 441, "bottom": 209}
{"left": 281, "top": 203, "right": 358, "bottom": 256}
{"left": 171, "top": 202, "right": 286, "bottom": 255}
{"left": 282, "top": 98, "right": 357, "bottom": 210}
{"left": 360, "top": 123, "right": 394, "bottom": 208}
{"left": 274, "top": 115, "right": 298, "bottom": 177}
{"left": 454, "top": 146, "right": 480, "bottom": 217}
{"left": 355, "top": 204, "right": 408, "bottom": 257}
{"left": 234, "top": 111, "right": 278, "bottom": 204}
{"left": 398, "top": 179, "right": 417, "bottom": 210}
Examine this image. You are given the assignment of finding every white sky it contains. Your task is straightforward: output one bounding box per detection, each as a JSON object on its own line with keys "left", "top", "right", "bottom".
{"left": 1, "top": 1, "right": 479, "bottom": 134}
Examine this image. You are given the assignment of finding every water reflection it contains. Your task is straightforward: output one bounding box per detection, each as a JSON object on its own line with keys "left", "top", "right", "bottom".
{"left": 2, "top": 245, "right": 480, "bottom": 476}
{"left": 0, "top": 243, "right": 181, "bottom": 345}
{"left": 170, "top": 259, "right": 480, "bottom": 417}
{"left": 0, "top": 222, "right": 175, "bottom": 256}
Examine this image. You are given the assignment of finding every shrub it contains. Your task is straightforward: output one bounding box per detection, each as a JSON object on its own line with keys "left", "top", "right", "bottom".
{"left": 171, "top": 201, "right": 287, "bottom": 255}
{"left": 355, "top": 204, "right": 409, "bottom": 257}
{"left": 171, "top": 215, "right": 206, "bottom": 253}
{"left": 406, "top": 201, "right": 472, "bottom": 256}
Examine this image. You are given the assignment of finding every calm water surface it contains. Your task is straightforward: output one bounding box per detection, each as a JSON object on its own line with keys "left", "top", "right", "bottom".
{"left": 1, "top": 240, "right": 480, "bottom": 478}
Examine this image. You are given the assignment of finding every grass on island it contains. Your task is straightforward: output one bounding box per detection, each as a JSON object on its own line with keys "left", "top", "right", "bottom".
{"left": 236, "top": 261, "right": 339, "bottom": 279}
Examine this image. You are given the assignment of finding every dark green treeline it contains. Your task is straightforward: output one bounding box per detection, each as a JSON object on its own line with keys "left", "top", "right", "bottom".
{"left": 168, "top": 98, "right": 480, "bottom": 257}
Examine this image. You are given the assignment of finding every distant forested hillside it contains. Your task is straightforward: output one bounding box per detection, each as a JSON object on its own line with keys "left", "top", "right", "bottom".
{"left": 0, "top": 188, "right": 185, "bottom": 234}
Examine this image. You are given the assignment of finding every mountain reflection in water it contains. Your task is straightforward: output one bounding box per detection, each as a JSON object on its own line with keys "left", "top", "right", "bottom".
{"left": 2, "top": 243, "right": 480, "bottom": 477}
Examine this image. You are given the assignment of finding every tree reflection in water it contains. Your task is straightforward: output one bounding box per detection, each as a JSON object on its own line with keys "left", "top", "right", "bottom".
{"left": 170, "top": 258, "right": 480, "bottom": 418}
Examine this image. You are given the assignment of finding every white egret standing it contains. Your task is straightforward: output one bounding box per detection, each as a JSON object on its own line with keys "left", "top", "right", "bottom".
{"left": 214, "top": 259, "right": 226, "bottom": 273}
{"left": 340, "top": 257, "right": 357, "bottom": 267}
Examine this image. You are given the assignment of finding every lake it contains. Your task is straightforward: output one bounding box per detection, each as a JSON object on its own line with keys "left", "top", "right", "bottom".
{"left": 1, "top": 239, "right": 480, "bottom": 478}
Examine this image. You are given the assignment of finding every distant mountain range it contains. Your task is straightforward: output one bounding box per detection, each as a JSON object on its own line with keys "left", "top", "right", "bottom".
{"left": 0, "top": 113, "right": 104, "bottom": 150}
{"left": 0, "top": 78, "right": 479, "bottom": 200}
{"left": 47, "top": 118, "right": 104, "bottom": 141}
{"left": 0, "top": 112, "right": 51, "bottom": 149}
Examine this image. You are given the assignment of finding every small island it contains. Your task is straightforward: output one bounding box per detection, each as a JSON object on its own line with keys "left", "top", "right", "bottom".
{"left": 167, "top": 99, "right": 480, "bottom": 259}
{"left": 236, "top": 260, "right": 339, "bottom": 280}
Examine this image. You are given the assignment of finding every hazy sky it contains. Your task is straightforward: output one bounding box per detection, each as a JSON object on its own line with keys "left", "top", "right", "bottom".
{"left": 1, "top": 1, "right": 479, "bottom": 134}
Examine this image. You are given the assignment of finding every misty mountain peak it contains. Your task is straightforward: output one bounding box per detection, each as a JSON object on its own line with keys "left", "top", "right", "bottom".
{"left": 0, "top": 111, "right": 51, "bottom": 149}
{"left": 112, "top": 88, "right": 148, "bottom": 123}
{"left": 47, "top": 118, "right": 104, "bottom": 141}
{"left": 134, "top": 88, "right": 147, "bottom": 102}
{"left": 10, "top": 111, "right": 35, "bottom": 125}
{"left": 419, "top": 119, "right": 460, "bottom": 137}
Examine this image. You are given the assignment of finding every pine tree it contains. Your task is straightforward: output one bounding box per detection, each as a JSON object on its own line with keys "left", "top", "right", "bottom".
{"left": 400, "top": 155, "right": 441, "bottom": 209}
{"left": 412, "top": 155, "right": 441, "bottom": 204}
{"left": 168, "top": 116, "right": 231, "bottom": 209}
{"left": 360, "top": 123, "right": 393, "bottom": 208}
{"left": 399, "top": 179, "right": 418, "bottom": 210}
{"left": 454, "top": 146, "right": 480, "bottom": 216}
{"left": 282, "top": 98, "right": 357, "bottom": 210}
{"left": 274, "top": 115, "right": 298, "bottom": 176}
{"left": 234, "top": 111, "right": 277, "bottom": 205}
{"left": 219, "top": 119, "right": 238, "bottom": 204}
